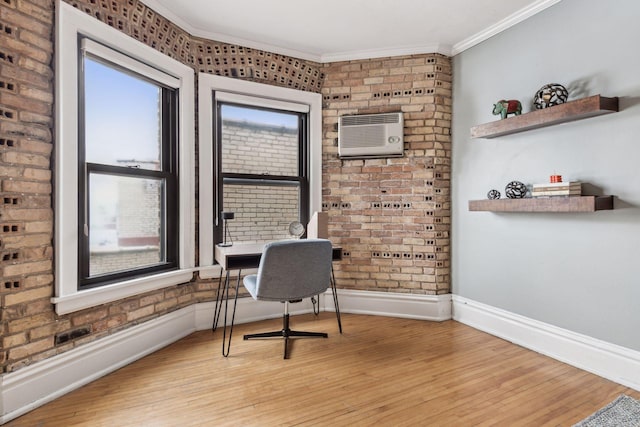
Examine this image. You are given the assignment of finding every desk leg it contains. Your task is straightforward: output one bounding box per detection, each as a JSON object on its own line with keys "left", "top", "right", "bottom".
{"left": 212, "top": 270, "right": 227, "bottom": 331}
{"left": 221, "top": 269, "right": 241, "bottom": 357}
{"left": 330, "top": 266, "right": 343, "bottom": 334}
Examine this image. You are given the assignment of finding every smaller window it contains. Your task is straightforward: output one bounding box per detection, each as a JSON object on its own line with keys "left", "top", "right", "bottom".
{"left": 197, "top": 73, "right": 322, "bottom": 277}
{"left": 217, "top": 103, "right": 308, "bottom": 244}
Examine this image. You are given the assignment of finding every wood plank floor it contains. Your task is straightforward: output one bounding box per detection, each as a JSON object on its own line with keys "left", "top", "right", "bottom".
{"left": 7, "top": 313, "right": 639, "bottom": 426}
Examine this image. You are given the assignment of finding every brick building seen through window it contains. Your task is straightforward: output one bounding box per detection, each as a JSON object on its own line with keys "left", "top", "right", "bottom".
{"left": 93, "top": 118, "right": 302, "bottom": 274}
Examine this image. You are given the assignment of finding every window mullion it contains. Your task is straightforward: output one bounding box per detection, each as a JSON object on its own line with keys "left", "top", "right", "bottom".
{"left": 87, "top": 163, "right": 170, "bottom": 179}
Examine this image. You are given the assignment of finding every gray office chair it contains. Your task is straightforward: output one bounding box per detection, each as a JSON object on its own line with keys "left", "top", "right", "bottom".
{"left": 242, "top": 239, "right": 333, "bottom": 359}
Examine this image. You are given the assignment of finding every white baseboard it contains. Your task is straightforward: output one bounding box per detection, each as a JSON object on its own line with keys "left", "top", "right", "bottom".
{"left": 452, "top": 295, "right": 640, "bottom": 392}
{"left": 193, "top": 289, "right": 453, "bottom": 330}
{"left": 327, "top": 289, "right": 452, "bottom": 321}
{"left": 194, "top": 294, "right": 326, "bottom": 331}
{"left": 3, "top": 290, "right": 448, "bottom": 423}
{"left": 0, "top": 306, "right": 196, "bottom": 424}
{"left": 19, "top": 291, "right": 640, "bottom": 424}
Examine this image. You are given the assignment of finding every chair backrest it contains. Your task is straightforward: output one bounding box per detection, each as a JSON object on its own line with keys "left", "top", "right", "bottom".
{"left": 253, "top": 239, "right": 333, "bottom": 301}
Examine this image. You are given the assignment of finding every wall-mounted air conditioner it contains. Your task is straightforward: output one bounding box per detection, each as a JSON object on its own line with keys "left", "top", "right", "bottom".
{"left": 338, "top": 112, "right": 404, "bottom": 159}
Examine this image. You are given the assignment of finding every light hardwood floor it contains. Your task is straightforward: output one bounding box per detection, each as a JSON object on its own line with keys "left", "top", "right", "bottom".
{"left": 7, "top": 313, "right": 639, "bottom": 426}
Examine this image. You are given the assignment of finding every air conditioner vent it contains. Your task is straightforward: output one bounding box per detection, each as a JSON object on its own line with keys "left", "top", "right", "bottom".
{"left": 341, "top": 113, "right": 400, "bottom": 126}
{"left": 338, "top": 112, "right": 404, "bottom": 159}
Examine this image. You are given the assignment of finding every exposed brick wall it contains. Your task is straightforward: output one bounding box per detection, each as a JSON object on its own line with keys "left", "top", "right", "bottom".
{"left": 0, "top": 0, "right": 324, "bottom": 374}
{"left": 1, "top": 0, "right": 56, "bottom": 372}
{"left": 321, "top": 56, "right": 452, "bottom": 295}
{"left": 63, "top": 0, "right": 325, "bottom": 93}
{"left": 0, "top": 0, "right": 452, "bottom": 375}
{"left": 192, "top": 37, "right": 324, "bottom": 92}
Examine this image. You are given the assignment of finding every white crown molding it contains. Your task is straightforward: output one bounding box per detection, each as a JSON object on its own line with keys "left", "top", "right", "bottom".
{"left": 451, "top": 0, "right": 562, "bottom": 55}
{"left": 190, "top": 29, "right": 324, "bottom": 63}
{"left": 319, "top": 43, "right": 450, "bottom": 64}
{"left": 140, "top": 0, "right": 560, "bottom": 62}
{"left": 452, "top": 295, "right": 640, "bottom": 392}
{"left": 140, "top": 0, "right": 323, "bottom": 62}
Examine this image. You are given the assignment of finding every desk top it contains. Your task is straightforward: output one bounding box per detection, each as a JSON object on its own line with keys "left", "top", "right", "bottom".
{"left": 215, "top": 242, "right": 264, "bottom": 270}
{"left": 215, "top": 241, "right": 342, "bottom": 271}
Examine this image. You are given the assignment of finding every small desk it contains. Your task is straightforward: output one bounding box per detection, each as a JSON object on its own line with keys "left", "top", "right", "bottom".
{"left": 215, "top": 242, "right": 343, "bottom": 270}
{"left": 212, "top": 241, "right": 343, "bottom": 356}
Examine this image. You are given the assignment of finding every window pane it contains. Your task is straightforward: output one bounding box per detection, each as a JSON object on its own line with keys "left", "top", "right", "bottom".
{"left": 223, "top": 184, "right": 300, "bottom": 243}
{"left": 84, "top": 57, "right": 162, "bottom": 171}
{"left": 89, "top": 173, "right": 164, "bottom": 276}
{"left": 220, "top": 105, "right": 298, "bottom": 176}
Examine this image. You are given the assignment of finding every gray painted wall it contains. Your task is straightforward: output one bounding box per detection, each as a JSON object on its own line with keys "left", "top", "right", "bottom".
{"left": 452, "top": 0, "right": 640, "bottom": 352}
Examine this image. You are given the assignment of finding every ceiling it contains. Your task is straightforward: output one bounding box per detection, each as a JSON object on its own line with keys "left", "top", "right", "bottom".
{"left": 141, "top": 0, "right": 560, "bottom": 62}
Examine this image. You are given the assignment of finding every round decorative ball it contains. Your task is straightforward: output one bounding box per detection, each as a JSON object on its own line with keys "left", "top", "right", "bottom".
{"left": 487, "top": 189, "right": 501, "bottom": 200}
{"left": 505, "top": 181, "right": 527, "bottom": 199}
{"left": 534, "top": 83, "right": 569, "bottom": 109}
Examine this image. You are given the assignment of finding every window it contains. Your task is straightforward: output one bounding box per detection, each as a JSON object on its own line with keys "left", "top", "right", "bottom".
{"left": 54, "top": 2, "right": 194, "bottom": 314}
{"left": 198, "top": 74, "right": 322, "bottom": 278}
{"left": 217, "top": 103, "right": 308, "bottom": 244}
{"left": 80, "top": 44, "right": 178, "bottom": 288}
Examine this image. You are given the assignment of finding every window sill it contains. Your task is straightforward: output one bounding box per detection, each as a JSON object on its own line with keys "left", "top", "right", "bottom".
{"left": 198, "top": 264, "right": 223, "bottom": 280}
{"left": 51, "top": 269, "right": 195, "bottom": 315}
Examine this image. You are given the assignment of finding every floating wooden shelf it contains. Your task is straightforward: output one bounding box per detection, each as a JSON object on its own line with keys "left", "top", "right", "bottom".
{"left": 471, "top": 95, "right": 619, "bottom": 139}
{"left": 468, "top": 196, "right": 614, "bottom": 212}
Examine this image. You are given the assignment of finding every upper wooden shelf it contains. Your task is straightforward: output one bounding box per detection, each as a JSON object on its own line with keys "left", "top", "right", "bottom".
{"left": 468, "top": 196, "right": 614, "bottom": 213}
{"left": 470, "top": 95, "right": 619, "bottom": 139}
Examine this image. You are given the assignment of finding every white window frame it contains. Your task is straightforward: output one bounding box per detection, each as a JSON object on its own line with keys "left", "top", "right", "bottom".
{"left": 53, "top": 1, "right": 195, "bottom": 314}
{"left": 198, "top": 74, "right": 322, "bottom": 279}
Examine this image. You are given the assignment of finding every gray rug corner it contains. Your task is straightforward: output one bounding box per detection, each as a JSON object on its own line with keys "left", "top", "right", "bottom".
{"left": 573, "top": 394, "right": 640, "bottom": 427}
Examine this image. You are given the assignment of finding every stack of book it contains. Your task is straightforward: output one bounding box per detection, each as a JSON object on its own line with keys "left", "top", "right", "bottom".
{"left": 532, "top": 181, "right": 582, "bottom": 197}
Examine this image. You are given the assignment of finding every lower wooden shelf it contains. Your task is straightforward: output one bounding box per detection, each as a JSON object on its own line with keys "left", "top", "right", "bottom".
{"left": 468, "top": 196, "right": 613, "bottom": 212}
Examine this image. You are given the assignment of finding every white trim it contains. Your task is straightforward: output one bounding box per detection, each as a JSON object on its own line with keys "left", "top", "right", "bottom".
{"left": 194, "top": 295, "right": 326, "bottom": 331}
{"left": 0, "top": 307, "right": 195, "bottom": 424}
{"left": 451, "top": 0, "right": 562, "bottom": 55}
{"left": 329, "top": 289, "right": 452, "bottom": 321}
{"left": 140, "top": 0, "right": 560, "bottom": 61}
{"left": 197, "top": 73, "right": 322, "bottom": 271}
{"left": 7, "top": 292, "right": 640, "bottom": 423}
{"left": 54, "top": 1, "right": 195, "bottom": 314}
{"left": 192, "top": 31, "right": 321, "bottom": 63}
{"left": 321, "top": 43, "right": 450, "bottom": 63}
{"left": 51, "top": 270, "right": 195, "bottom": 315}
{"left": 81, "top": 39, "right": 180, "bottom": 87}
{"left": 197, "top": 264, "right": 224, "bottom": 280}
{"left": 138, "top": 0, "right": 324, "bottom": 63}
{"left": 214, "top": 92, "right": 310, "bottom": 113}
{"left": 0, "top": 290, "right": 451, "bottom": 423}
{"left": 193, "top": 289, "right": 453, "bottom": 328}
{"left": 452, "top": 295, "right": 640, "bottom": 391}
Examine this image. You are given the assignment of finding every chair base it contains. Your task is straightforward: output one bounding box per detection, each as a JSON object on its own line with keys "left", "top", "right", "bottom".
{"left": 243, "top": 313, "right": 327, "bottom": 359}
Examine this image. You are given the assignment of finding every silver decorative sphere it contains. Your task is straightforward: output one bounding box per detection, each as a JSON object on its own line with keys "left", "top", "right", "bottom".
{"left": 487, "top": 189, "right": 501, "bottom": 200}
{"left": 505, "top": 181, "right": 527, "bottom": 199}
{"left": 534, "top": 83, "right": 569, "bottom": 109}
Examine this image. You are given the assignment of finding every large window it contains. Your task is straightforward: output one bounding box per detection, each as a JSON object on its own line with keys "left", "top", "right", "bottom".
{"left": 54, "top": 2, "right": 194, "bottom": 314}
{"left": 80, "top": 46, "right": 178, "bottom": 288}
{"left": 198, "top": 74, "right": 322, "bottom": 278}
{"left": 217, "top": 103, "right": 308, "bottom": 244}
